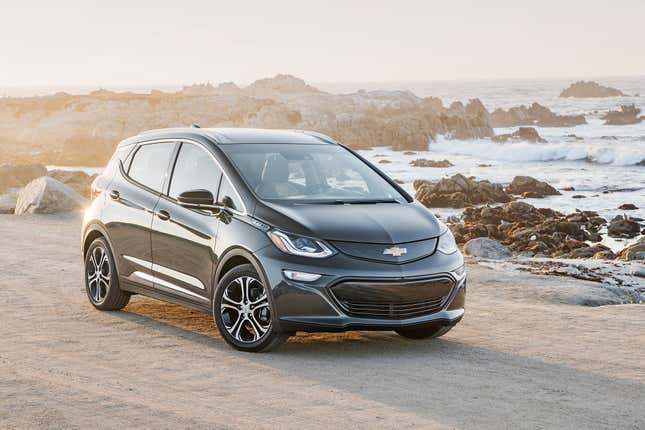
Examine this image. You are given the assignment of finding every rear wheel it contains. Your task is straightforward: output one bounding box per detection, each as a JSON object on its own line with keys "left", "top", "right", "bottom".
{"left": 84, "top": 237, "right": 130, "bottom": 310}
{"left": 213, "top": 264, "right": 288, "bottom": 352}
{"left": 395, "top": 325, "right": 452, "bottom": 340}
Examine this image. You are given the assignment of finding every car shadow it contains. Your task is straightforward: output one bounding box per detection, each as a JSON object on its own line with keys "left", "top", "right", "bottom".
{"left": 112, "top": 297, "right": 645, "bottom": 429}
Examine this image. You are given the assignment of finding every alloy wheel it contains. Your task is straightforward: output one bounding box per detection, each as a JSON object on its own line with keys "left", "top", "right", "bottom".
{"left": 220, "top": 276, "right": 271, "bottom": 343}
{"left": 87, "top": 245, "right": 110, "bottom": 304}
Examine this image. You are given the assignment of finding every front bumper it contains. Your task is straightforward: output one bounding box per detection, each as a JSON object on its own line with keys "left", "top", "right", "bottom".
{"left": 254, "top": 244, "right": 466, "bottom": 333}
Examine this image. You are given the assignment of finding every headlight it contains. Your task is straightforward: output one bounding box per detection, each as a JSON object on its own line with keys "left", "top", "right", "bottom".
{"left": 436, "top": 225, "right": 459, "bottom": 254}
{"left": 267, "top": 230, "right": 335, "bottom": 258}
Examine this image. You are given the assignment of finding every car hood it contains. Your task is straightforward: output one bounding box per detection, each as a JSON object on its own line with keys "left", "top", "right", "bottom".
{"left": 254, "top": 201, "right": 442, "bottom": 244}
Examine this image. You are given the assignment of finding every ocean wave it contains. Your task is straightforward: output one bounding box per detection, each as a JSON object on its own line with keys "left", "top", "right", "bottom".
{"left": 430, "top": 138, "right": 645, "bottom": 166}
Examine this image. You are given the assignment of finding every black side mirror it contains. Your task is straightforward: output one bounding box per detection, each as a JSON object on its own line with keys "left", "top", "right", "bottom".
{"left": 220, "top": 195, "right": 236, "bottom": 210}
{"left": 177, "top": 189, "right": 214, "bottom": 208}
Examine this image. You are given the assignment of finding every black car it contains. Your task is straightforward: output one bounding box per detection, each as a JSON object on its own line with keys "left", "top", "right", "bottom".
{"left": 82, "top": 128, "right": 466, "bottom": 352}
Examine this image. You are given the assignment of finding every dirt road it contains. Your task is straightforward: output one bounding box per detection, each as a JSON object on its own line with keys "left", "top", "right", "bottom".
{"left": 0, "top": 214, "right": 643, "bottom": 429}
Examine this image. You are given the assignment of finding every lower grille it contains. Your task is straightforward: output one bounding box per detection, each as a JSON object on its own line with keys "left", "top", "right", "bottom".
{"left": 330, "top": 277, "right": 453, "bottom": 320}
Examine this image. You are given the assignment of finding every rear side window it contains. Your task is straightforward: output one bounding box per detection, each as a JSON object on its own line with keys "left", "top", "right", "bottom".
{"left": 128, "top": 142, "right": 175, "bottom": 192}
{"left": 168, "top": 142, "right": 223, "bottom": 199}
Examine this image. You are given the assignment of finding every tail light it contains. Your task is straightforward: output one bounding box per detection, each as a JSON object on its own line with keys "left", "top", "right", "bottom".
{"left": 90, "top": 175, "right": 105, "bottom": 200}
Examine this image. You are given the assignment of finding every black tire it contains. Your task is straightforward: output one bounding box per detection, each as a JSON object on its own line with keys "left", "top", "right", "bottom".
{"left": 395, "top": 324, "right": 452, "bottom": 340}
{"left": 84, "top": 237, "right": 130, "bottom": 311}
{"left": 213, "top": 264, "right": 288, "bottom": 352}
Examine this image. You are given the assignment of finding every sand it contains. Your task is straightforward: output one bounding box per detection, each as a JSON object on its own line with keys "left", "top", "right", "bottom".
{"left": 0, "top": 214, "right": 643, "bottom": 429}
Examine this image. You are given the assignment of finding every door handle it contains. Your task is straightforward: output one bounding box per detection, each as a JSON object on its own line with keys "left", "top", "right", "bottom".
{"left": 156, "top": 209, "right": 170, "bottom": 221}
{"left": 109, "top": 190, "right": 120, "bottom": 200}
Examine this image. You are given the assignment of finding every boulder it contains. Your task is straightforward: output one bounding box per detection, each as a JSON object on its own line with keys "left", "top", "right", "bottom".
{"left": 559, "top": 81, "right": 625, "bottom": 98}
{"left": 618, "top": 203, "right": 638, "bottom": 210}
{"left": 602, "top": 104, "right": 642, "bottom": 125}
{"left": 617, "top": 240, "right": 645, "bottom": 261}
{"left": 607, "top": 215, "right": 642, "bottom": 238}
{"left": 463, "top": 237, "right": 512, "bottom": 259}
{"left": 409, "top": 158, "right": 453, "bottom": 168}
{"left": 48, "top": 170, "right": 98, "bottom": 197}
{"left": 0, "top": 191, "right": 18, "bottom": 214}
{"left": 492, "top": 127, "right": 546, "bottom": 143}
{"left": 14, "top": 177, "right": 86, "bottom": 215}
{"left": 0, "top": 164, "right": 48, "bottom": 194}
{"left": 506, "top": 176, "right": 561, "bottom": 198}
{"left": 414, "top": 174, "right": 512, "bottom": 208}
{"left": 490, "top": 102, "right": 586, "bottom": 128}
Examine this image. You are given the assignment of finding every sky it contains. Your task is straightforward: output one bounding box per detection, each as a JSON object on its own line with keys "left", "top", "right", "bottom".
{"left": 2, "top": 0, "right": 644, "bottom": 88}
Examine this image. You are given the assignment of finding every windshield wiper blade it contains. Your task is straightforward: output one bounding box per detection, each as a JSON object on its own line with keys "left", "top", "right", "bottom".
{"left": 310, "top": 199, "right": 400, "bottom": 205}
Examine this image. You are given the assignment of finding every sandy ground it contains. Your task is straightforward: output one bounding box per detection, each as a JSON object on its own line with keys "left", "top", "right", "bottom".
{"left": 0, "top": 214, "right": 643, "bottom": 430}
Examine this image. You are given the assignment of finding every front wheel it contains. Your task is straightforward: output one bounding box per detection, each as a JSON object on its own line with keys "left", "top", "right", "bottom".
{"left": 395, "top": 324, "right": 452, "bottom": 340}
{"left": 213, "top": 264, "right": 288, "bottom": 352}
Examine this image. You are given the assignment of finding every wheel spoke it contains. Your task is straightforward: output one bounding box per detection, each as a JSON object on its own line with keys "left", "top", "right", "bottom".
{"left": 220, "top": 275, "right": 272, "bottom": 343}
{"left": 87, "top": 245, "right": 110, "bottom": 303}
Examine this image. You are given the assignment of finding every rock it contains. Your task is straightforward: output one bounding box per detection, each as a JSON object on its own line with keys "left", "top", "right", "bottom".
{"left": 463, "top": 237, "right": 512, "bottom": 259}
{"left": 409, "top": 158, "right": 453, "bottom": 168}
{"left": 393, "top": 178, "right": 404, "bottom": 184}
{"left": 492, "top": 127, "right": 546, "bottom": 143}
{"left": 244, "top": 74, "right": 321, "bottom": 99}
{"left": 559, "top": 81, "right": 625, "bottom": 98}
{"left": 572, "top": 194, "right": 586, "bottom": 199}
{"left": 506, "top": 176, "right": 561, "bottom": 198}
{"left": 607, "top": 215, "right": 642, "bottom": 238}
{"left": 449, "top": 201, "right": 609, "bottom": 258}
{"left": 617, "top": 241, "right": 645, "bottom": 261}
{"left": 0, "top": 164, "right": 48, "bottom": 194}
{"left": 378, "top": 159, "right": 391, "bottom": 164}
{"left": 477, "top": 163, "right": 492, "bottom": 167}
{"left": 414, "top": 174, "right": 512, "bottom": 208}
{"left": 561, "top": 186, "right": 575, "bottom": 191}
{"left": 14, "top": 177, "right": 86, "bottom": 215}
{"left": 602, "top": 104, "right": 643, "bottom": 125}
{"left": 490, "top": 102, "right": 586, "bottom": 127}
{"left": 48, "top": 170, "right": 97, "bottom": 197}
{"left": 403, "top": 151, "right": 417, "bottom": 155}
{"left": 618, "top": 203, "right": 638, "bottom": 210}
{"left": 567, "top": 245, "right": 612, "bottom": 259}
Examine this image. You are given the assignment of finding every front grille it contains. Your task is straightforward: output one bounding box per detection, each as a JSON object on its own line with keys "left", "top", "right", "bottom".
{"left": 330, "top": 277, "right": 453, "bottom": 320}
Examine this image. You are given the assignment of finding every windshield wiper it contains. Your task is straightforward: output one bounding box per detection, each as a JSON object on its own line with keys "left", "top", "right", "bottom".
{"left": 309, "top": 199, "right": 401, "bottom": 205}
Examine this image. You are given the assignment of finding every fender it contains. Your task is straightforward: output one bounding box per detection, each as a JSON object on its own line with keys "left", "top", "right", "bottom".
{"left": 81, "top": 221, "right": 122, "bottom": 275}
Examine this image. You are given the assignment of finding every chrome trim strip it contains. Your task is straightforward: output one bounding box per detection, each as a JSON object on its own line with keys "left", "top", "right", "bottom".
{"left": 132, "top": 271, "right": 209, "bottom": 302}
{"left": 124, "top": 255, "right": 205, "bottom": 290}
{"left": 152, "top": 262, "right": 205, "bottom": 290}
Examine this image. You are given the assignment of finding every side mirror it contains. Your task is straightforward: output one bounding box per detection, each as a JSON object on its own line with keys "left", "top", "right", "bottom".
{"left": 220, "top": 195, "right": 236, "bottom": 210}
{"left": 177, "top": 189, "right": 214, "bottom": 208}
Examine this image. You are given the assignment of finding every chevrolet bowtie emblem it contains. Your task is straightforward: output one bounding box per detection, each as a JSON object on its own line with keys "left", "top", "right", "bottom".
{"left": 383, "top": 246, "right": 407, "bottom": 257}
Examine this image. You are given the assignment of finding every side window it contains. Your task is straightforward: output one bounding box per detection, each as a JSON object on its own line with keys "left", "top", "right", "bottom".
{"left": 127, "top": 142, "right": 175, "bottom": 192}
{"left": 168, "top": 142, "right": 222, "bottom": 199}
{"left": 218, "top": 176, "right": 244, "bottom": 212}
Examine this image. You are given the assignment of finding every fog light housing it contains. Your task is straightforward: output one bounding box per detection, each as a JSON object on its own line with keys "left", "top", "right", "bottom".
{"left": 283, "top": 270, "right": 322, "bottom": 282}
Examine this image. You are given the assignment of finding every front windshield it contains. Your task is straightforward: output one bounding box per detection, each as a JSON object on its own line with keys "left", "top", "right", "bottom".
{"left": 221, "top": 143, "right": 406, "bottom": 203}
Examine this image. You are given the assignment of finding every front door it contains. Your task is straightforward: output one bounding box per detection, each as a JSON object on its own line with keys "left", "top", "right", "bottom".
{"left": 150, "top": 141, "right": 223, "bottom": 306}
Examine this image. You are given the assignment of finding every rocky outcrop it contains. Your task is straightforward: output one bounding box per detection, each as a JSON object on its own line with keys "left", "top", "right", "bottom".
{"left": 14, "top": 177, "right": 86, "bottom": 215}
{"left": 414, "top": 174, "right": 512, "bottom": 208}
{"left": 0, "top": 164, "right": 48, "bottom": 194}
{"left": 617, "top": 238, "right": 645, "bottom": 261}
{"left": 463, "top": 238, "right": 511, "bottom": 259}
{"left": 602, "top": 104, "right": 642, "bottom": 125}
{"left": 410, "top": 158, "right": 453, "bottom": 168}
{"left": 559, "top": 81, "right": 625, "bottom": 98}
{"left": 48, "top": 170, "right": 98, "bottom": 197}
{"left": 448, "top": 201, "right": 609, "bottom": 258}
{"left": 505, "top": 176, "right": 561, "bottom": 198}
{"left": 618, "top": 203, "right": 638, "bottom": 210}
{"left": 0, "top": 76, "right": 496, "bottom": 165}
{"left": 607, "top": 215, "right": 642, "bottom": 238}
{"left": 490, "top": 102, "right": 586, "bottom": 127}
{"left": 492, "top": 127, "right": 546, "bottom": 143}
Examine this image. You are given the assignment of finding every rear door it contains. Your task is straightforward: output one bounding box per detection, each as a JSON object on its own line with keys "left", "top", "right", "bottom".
{"left": 149, "top": 141, "right": 223, "bottom": 305}
{"left": 103, "top": 140, "right": 177, "bottom": 289}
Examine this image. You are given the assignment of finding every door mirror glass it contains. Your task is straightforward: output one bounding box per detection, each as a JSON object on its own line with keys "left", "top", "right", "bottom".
{"left": 177, "top": 189, "right": 214, "bottom": 208}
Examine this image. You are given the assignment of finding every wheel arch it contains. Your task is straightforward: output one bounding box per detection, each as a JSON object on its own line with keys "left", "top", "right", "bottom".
{"left": 82, "top": 223, "right": 121, "bottom": 273}
{"left": 213, "top": 246, "right": 268, "bottom": 296}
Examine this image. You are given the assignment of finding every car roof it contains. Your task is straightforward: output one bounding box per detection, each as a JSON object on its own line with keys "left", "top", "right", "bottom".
{"left": 118, "top": 127, "right": 338, "bottom": 147}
